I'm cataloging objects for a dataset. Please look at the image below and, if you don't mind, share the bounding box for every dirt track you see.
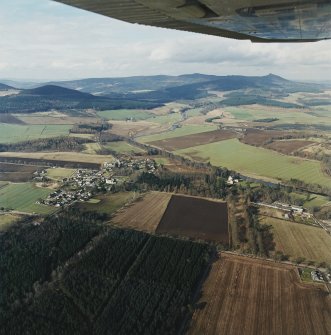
[189,254,331,335]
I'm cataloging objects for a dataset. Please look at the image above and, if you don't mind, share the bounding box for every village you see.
[37,157,157,208]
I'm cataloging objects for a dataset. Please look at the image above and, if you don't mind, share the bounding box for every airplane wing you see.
[53,0,331,42]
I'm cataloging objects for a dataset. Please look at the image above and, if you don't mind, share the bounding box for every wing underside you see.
[53,0,331,42]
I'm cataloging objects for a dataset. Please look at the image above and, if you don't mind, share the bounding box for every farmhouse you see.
[227,176,239,185]
[273,202,305,213]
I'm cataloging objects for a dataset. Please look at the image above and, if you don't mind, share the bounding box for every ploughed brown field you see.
[189,254,331,335]
[0,162,39,182]
[156,194,229,244]
[242,128,292,146]
[266,140,315,154]
[149,130,237,151]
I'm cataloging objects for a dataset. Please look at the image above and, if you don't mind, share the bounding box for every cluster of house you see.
[33,169,48,181]
[253,201,311,221]
[103,158,156,173]
[38,158,157,208]
[272,202,313,220]
[66,169,117,188]
[39,189,93,207]
[39,169,106,207]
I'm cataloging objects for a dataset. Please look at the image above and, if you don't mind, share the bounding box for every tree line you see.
[0,136,93,153]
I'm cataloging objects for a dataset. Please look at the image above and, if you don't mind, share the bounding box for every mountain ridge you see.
[43,73,321,96]
[0,83,15,90]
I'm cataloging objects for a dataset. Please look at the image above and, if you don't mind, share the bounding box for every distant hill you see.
[0,74,324,113]
[25,85,94,99]
[0,80,37,89]
[0,84,162,114]
[43,74,322,103]
[0,83,15,90]
[46,73,217,95]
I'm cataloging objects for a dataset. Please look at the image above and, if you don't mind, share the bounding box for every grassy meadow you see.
[261,217,331,264]
[137,124,218,143]
[75,192,136,214]
[46,168,76,181]
[0,124,71,143]
[0,183,54,214]
[176,138,331,187]
[148,113,182,125]
[225,106,331,125]
[97,109,153,121]
[104,141,146,154]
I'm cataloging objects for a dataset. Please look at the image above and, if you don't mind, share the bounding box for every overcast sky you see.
[0,0,330,82]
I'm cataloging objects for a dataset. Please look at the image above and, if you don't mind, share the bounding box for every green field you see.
[176,138,331,187]
[304,195,330,209]
[261,216,331,264]
[97,109,153,121]
[148,113,182,125]
[138,124,218,143]
[186,107,205,117]
[46,168,76,180]
[289,192,330,209]
[0,183,54,214]
[75,192,136,214]
[83,143,102,154]
[0,124,71,143]
[154,157,171,165]
[104,141,145,154]
[225,106,331,125]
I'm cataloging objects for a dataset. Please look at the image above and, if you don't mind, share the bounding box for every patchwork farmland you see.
[189,254,331,335]
[111,192,229,243]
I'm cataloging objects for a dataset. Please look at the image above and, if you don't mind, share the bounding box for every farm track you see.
[189,254,330,335]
